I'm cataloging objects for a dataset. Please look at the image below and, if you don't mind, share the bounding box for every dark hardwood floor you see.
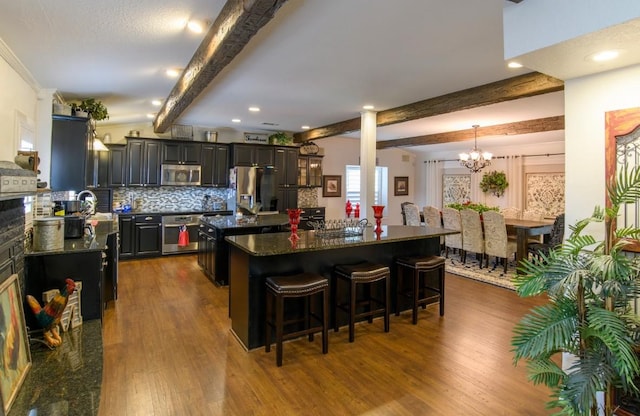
[99,255,553,415]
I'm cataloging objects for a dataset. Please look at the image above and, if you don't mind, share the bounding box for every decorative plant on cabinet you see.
[512,166,640,416]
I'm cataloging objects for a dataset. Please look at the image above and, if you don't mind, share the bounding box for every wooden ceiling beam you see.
[375,116,565,150]
[153,0,288,133]
[293,72,563,143]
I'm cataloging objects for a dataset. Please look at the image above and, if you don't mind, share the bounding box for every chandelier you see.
[459,125,492,173]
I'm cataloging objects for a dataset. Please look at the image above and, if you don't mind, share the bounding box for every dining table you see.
[504,218,554,273]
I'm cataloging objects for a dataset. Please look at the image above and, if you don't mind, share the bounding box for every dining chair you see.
[522,209,544,220]
[460,209,485,268]
[528,213,565,261]
[483,210,517,273]
[401,202,421,226]
[423,205,444,252]
[441,207,462,258]
[500,206,521,219]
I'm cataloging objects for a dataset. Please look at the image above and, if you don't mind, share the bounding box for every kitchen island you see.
[198,213,289,285]
[226,225,457,350]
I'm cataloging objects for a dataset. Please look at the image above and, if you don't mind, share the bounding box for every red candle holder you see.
[372,205,385,233]
[345,200,353,218]
[287,208,301,236]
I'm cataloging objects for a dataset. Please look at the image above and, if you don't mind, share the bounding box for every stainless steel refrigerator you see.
[228,166,278,214]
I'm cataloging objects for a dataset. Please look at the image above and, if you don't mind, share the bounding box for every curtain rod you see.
[423,152,565,163]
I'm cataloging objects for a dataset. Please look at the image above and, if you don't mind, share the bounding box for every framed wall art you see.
[322,175,341,197]
[0,274,31,414]
[394,176,409,196]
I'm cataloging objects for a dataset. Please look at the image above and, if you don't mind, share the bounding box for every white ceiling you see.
[0,1,637,155]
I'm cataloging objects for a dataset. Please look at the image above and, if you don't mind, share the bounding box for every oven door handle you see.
[163,223,199,228]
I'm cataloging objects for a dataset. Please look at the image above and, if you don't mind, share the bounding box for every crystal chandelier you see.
[459,125,492,173]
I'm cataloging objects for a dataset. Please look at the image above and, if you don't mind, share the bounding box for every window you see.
[345,165,388,206]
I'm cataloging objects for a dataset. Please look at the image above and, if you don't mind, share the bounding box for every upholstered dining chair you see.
[528,213,565,261]
[423,205,443,252]
[401,202,421,226]
[460,209,485,268]
[522,209,544,220]
[482,210,517,273]
[500,206,521,219]
[441,207,462,258]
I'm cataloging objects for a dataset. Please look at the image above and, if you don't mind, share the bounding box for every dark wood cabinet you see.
[277,187,298,212]
[201,144,229,187]
[134,214,162,257]
[162,141,201,165]
[127,138,161,186]
[230,144,275,167]
[50,115,93,191]
[98,144,127,187]
[118,215,134,259]
[275,147,299,187]
[298,155,323,187]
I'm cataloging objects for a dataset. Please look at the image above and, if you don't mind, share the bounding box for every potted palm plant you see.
[71,98,109,120]
[512,166,640,415]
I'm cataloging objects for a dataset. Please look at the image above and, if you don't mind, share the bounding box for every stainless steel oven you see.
[162,214,199,254]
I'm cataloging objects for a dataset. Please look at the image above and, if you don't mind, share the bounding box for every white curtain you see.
[505,155,524,209]
[424,160,443,209]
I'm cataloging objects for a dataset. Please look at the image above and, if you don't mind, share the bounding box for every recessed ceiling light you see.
[187,20,204,34]
[362,104,375,110]
[166,68,182,78]
[248,107,260,112]
[589,50,620,62]
[301,125,310,130]
[232,118,241,123]
[151,100,162,106]
[507,61,523,69]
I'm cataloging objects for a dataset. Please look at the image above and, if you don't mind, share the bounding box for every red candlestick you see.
[345,200,352,218]
[354,203,360,219]
[372,205,385,233]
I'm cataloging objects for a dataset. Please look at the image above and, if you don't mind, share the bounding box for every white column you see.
[360,110,377,220]
[36,88,56,186]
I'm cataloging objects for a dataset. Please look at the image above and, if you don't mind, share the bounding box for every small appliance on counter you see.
[64,215,85,239]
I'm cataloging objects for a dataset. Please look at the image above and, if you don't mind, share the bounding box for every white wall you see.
[316,136,416,225]
[0,54,39,165]
[565,64,640,241]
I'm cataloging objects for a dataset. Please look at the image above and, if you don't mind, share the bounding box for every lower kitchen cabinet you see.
[118,214,162,258]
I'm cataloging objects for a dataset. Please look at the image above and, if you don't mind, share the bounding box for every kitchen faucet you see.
[77,189,98,215]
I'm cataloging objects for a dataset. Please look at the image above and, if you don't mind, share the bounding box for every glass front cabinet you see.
[298,155,323,187]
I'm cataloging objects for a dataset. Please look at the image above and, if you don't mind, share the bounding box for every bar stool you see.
[333,262,390,342]
[265,272,329,367]
[395,255,445,324]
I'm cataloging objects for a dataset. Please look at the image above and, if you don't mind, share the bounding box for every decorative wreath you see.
[479,170,509,197]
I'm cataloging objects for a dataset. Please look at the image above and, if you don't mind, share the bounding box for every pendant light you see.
[459,125,492,173]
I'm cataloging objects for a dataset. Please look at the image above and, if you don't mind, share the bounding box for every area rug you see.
[444,251,517,291]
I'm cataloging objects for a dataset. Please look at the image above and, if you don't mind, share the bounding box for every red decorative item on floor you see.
[345,200,352,218]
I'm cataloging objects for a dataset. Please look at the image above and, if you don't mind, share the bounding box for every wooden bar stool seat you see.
[395,255,445,324]
[265,272,329,367]
[333,262,390,342]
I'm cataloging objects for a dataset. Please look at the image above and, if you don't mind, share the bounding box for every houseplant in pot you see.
[479,170,508,197]
[71,98,109,120]
[512,166,640,415]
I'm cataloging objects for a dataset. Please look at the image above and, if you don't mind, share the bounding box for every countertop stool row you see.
[264,255,446,366]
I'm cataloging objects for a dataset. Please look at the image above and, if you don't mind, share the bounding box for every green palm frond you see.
[526,357,566,387]
[562,347,613,415]
[512,298,579,362]
[608,165,640,206]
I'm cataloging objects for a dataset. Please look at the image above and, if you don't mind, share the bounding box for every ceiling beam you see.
[293,72,563,143]
[153,0,289,133]
[375,116,565,150]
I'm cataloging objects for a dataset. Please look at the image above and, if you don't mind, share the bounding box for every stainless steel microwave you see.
[161,164,201,186]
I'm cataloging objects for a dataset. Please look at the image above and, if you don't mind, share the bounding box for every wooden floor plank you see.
[99,255,553,415]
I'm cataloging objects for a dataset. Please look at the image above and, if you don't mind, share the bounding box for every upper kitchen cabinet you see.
[50,115,93,191]
[162,141,201,165]
[298,155,323,187]
[275,147,299,187]
[98,144,127,187]
[230,144,274,167]
[201,144,229,187]
[127,138,161,186]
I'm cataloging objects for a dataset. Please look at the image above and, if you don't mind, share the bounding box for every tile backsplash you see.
[113,187,232,212]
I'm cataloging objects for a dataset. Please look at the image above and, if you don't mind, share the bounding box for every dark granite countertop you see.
[201,213,289,230]
[117,209,232,217]
[26,218,118,256]
[8,320,102,416]
[226,225,458,256]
